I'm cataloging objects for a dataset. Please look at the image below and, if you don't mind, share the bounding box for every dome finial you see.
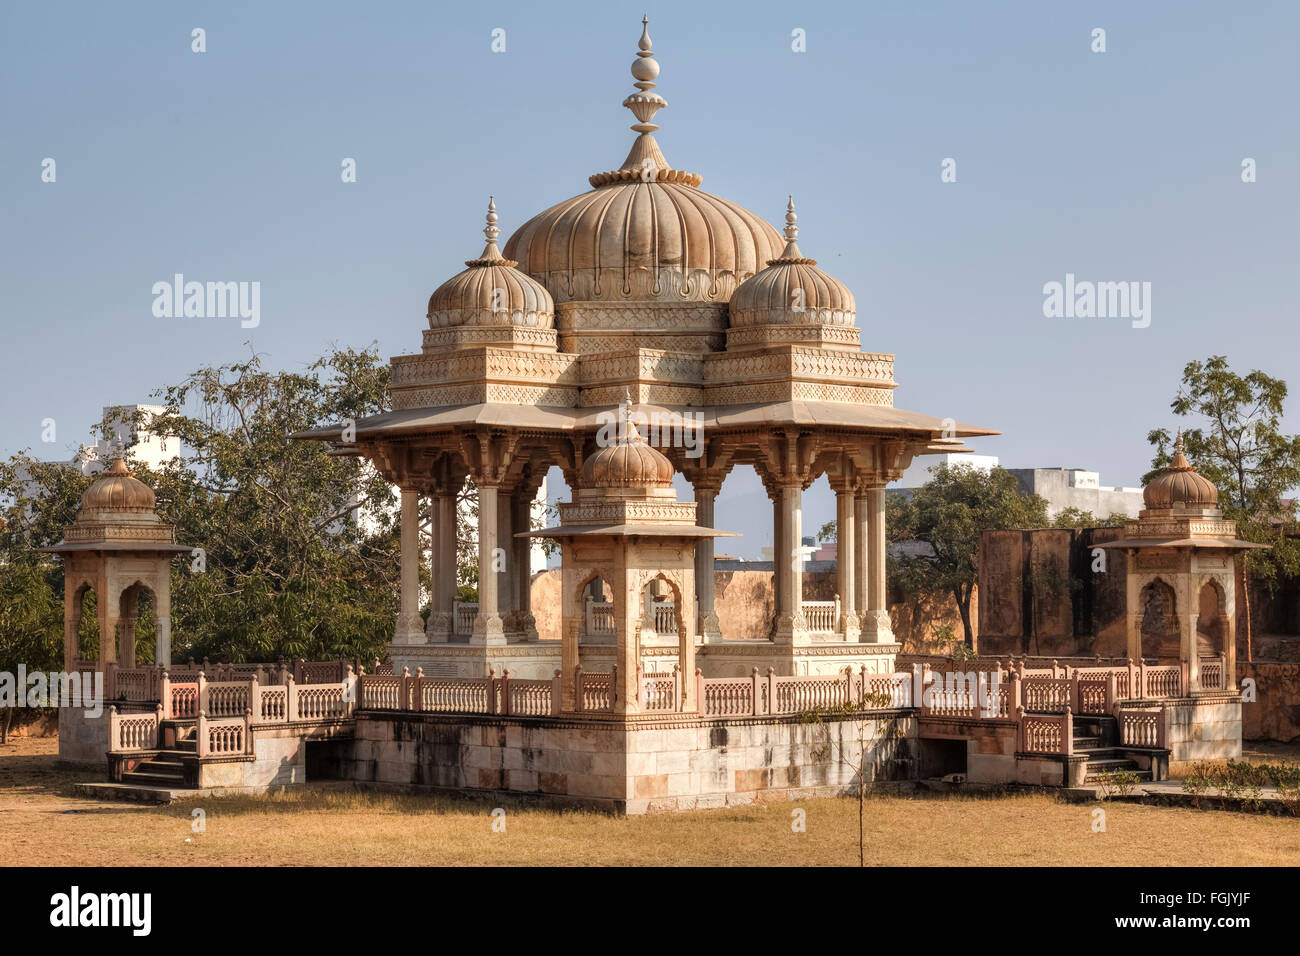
[1174,428,1185,456]
[777,195,805,260]
[618,16,669,175]
[472,195,507,264]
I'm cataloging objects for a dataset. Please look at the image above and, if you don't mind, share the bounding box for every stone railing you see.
[357,668,562,717]
[576,667,614,713]
[1019,709,1073,755]
[453,601,478,637]
[645,600,676,636]
[1117,706,1166,748]
[585,597,615,638]
[697,667,906,718]
[109,672,357,756]
[637,666,679,712]
[90,658,361,702]
[198,713,249,757]
[802,598,840,635]
[1022,677,1071,714]
[1199,655,1225,691]
[107,705,162,752]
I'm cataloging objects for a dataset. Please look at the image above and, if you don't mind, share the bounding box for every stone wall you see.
[530,568,971,649]
[317,710,918,815]
[1163,695,1243,761]
[1239,662,1300,743]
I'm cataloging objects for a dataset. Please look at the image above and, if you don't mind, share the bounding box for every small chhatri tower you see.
[531,400,734,716]
[45,459,190,670]
[1098,433,1266,692]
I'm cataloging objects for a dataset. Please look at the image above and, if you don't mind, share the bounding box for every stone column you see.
[428,494,454,642]
[694,485,721,641]
[63,583,80,672]
[155,583,172,667]
[513,491,538,641]
[835,484,859,640]
[775,484,808,644]
[1223,569,1238,692]
[854,493,869,631]
[678,564,698,712]
[614,551,637,716]
[1126,557,1142,661]
[772,495,785,617]
[472,484,505,644]
[497,490,515,640]
[860,486,894,643]
[425,493,446,642]
[394,487,424,644]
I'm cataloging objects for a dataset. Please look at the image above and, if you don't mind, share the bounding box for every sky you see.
[2,0,1297,558]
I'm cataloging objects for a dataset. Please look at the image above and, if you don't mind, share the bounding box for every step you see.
[1072,736,1102,749]
[122,771,188,786]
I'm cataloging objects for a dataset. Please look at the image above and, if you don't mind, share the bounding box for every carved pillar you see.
[614,549,637,716]
[64,583,81,672]
[1223,568,1238,692]
[774,484,808,644]
[834,482,859,640]
[1184,575,1199,693]
[854,492,869,631]
[394,486,424,644]
[693,485,721,641]
[497,488,516,640]
[860,486,894,643]
[512,489,538,641]
[98,567,117,666]
[772,494,784,618]
[471,483,505,645]
[428,492,457,641]
[426,492,447,642]
[1126,556,1142,661]
[156,582,172,667]
[678,564,698,713]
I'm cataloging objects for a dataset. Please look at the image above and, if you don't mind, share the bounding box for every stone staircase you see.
[119,719,198,790]
[1072,715,1153,784]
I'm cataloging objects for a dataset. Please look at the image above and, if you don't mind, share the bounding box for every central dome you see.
[502,19,782,304]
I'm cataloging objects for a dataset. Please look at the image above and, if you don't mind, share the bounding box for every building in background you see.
[1005,468,1143,519]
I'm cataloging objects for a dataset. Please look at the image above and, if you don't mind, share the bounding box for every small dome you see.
[1144,435,1219,509]
[81,458,157,512]
[729,197,856,328]
[581,412,674,490]
[427,198,555,329]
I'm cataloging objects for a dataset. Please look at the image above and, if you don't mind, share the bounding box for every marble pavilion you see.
[298,17,997,689]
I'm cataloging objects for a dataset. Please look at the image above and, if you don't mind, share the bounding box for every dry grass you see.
[3,737,1299,866]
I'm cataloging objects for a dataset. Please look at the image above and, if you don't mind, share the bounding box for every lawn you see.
[3,737,1298,866]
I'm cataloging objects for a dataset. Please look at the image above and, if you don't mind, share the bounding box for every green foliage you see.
[889,465,1050,647]
[1050,507,1128,529]
[0,345,414,676]
[1146,355,1300,596]
[1094,768,1140,799]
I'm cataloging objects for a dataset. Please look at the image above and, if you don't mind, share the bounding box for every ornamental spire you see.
[768,195,816,266]
[618,16,670,175]
[466,196,514,267]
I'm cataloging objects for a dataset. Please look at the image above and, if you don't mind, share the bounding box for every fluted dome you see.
[80,458,157,512]
[502,19,782,304]
[1144,436,1219,509]
[504,182,783,304]
[581,418,674,490]
[729,197,856,328]
[428,198,555,329]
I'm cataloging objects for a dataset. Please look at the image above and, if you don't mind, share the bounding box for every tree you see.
[1050,507,1129,529]
[889,465,1049,647]
[1146,355,1300,660]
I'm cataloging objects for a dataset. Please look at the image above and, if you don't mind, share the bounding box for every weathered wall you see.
[531,568,973,649]
[319,711,918,815]
[1239,662,1300,743]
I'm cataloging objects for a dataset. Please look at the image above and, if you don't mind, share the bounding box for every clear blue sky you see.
[3,1,1296,558]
